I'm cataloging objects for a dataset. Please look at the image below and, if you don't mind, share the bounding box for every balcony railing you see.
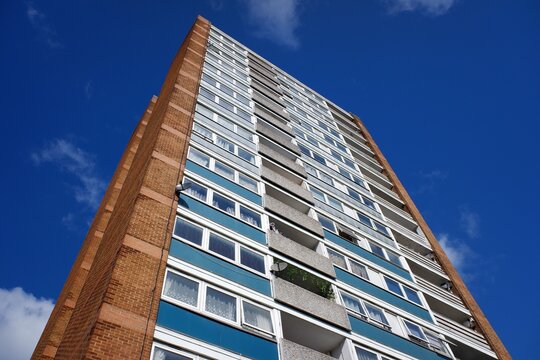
[416,277,466,309]
[386,218,431,248]
[433,312,492,353]
[400,246,445,276]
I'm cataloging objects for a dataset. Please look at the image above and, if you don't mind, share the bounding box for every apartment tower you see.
[32,16,510,360]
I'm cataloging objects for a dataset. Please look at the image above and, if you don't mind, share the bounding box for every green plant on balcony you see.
[275,260,335,300]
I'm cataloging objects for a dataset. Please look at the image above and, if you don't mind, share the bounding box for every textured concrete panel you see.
[257,122,300,155]
[251,81,284,106]
[258,144,306,178]
[261,167,312,203]
[264,196,323,236]
[268,231,335,278]
[253,91,287,117]
[255,106,293,135]
[274,278,351,330]
[279,339,335,360]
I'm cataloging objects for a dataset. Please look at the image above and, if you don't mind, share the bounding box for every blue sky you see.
[0,0,538,359]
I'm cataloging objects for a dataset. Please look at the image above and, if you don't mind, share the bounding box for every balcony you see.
[268,230,335,278]
[264,195,323,237]
[416,277,467,311]
[273,277,351,330]
[259,143,306,177]
[279,339,335,360]
[400,246,446,277]
[262,167,313,204]
[387,218,431,252]
[253,90,286,117]
[433,313,496,360]
[375,194,413,221]
[257,121,300,156]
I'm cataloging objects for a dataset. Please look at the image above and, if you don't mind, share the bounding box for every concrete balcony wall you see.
[253,91,287,117]
[265,196,323,236]
[279,339,335,360]
[255,106,293,135]
[258,143,306,177]
[273,278,351,330]
[257,122,300,155]
[252,76,283,95]
[252,81,284,105]
[262,167,313,203]
[248,53,274,72]
[249,61,278,81]
[250,71,282,91]
[268,231,335,278]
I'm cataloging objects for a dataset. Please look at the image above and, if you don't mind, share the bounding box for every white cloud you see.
[0,287,54,360]
[460,207,480,238]
[25,2,63,48]
[31,139,106,210]
[438,233,474,274]
[415,169,448,194]
[242,0,301,48]
[382,0,457,16]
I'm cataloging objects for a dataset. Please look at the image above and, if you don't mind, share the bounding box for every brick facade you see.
[32,16,210,360]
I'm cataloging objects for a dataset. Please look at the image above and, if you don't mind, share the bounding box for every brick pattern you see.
[32,16,210,359]
[351,114,511,360]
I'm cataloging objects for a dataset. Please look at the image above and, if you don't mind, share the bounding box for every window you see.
[195,103,254,141]
[370,242,386,258]
[240,247,265,273]
[349,260,369,280]
[198,87,252,123]
[311,187,326,202]
[403,286,422,305]
[242,301,273,333]
[216,136,234,152]
[357,212,372,227]
[318,214,336,232]
[239,206,261,227]
[209,233,235,260]
[369,241,403,268]
[174,218,203,246]
[386,250,402,267]
[163,272,199,307]
[327,248,347,268]
[403,320,449,354]
[213,193,236,215]
[341,292,366,317]
[404,320,427,341]
[182,179,263,229]
[384,277,404,296]
[152,347,193,360]
[205,287,237,321]
[364,302,390,328]
[187,147,259,193]
[238,147,255,164]
[355,348,378,360]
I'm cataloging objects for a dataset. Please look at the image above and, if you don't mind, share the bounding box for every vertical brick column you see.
[32,98,155,359]
[32,16,210,359]
[351,114,511,360]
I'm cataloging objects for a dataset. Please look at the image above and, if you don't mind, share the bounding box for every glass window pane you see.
[298,144,311,156]
[212,193,236,215]
[341,292,365,316]
[205,287,237,321]
[236,108,251,121]
[425,331,446,353]
[238,147,255,164]
[152,347,192,360]
[319,171,333,185]
[385,277,404,296]
[404,321,427,340]
[353,175,366,188]
[240,247,265,273]
[243,302,273,333]
[215,161,235,180]
[188,148,210,168]
[365,303,389,326]
[219,98,234,111]
[163,272,199,307]
[239,206,261,227]
[219,84,234,97]
[355,348,378,360]
[348,188,361,201]
[199,87,215,101]
[386,250,402,267]
[216,136,234,152]
[185,181,207,202]
[404,287,422,305]
[236,126,252,140]
[350,260,369,280]
[173,218,203,246]
[363,197,377,210]
[313,153,326,164]
[328,196,343,211]
[374,222,390,236]
[370,242,386,258]
[327,248,347,268]
[357,212,372,227]
[193,123,213,139]
[239,174,258,192]
[208,233,235,260]
[318,214,335,232]
[216,116,235,131]
[311,188,326,202]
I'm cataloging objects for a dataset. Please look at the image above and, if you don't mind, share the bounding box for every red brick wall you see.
[351,114,511,360]
[32,16,210,359]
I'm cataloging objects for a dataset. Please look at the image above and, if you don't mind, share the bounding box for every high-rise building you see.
[33,16,510,360]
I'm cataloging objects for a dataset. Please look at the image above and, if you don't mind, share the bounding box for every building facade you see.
[33,16,510,360]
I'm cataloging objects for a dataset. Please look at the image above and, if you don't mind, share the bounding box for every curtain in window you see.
[243,302,273,333]
[405,321,425,340]
[209,234,235,260]
[216,137,234,152]
[240,207,260,227]
[186,183,207,201]
[328,249,347,268]
[164,273,198,307]
[213,194,235,215]
[174,218,203,246]
[188,148,210,167]
[341,293,364,315]
[350,261,369,280]
[205,288,236,321]
[365,303,388,325]
[355,348,378,360]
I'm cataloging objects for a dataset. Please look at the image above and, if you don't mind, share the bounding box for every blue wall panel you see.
[158,301,279,360]
[186,160,262,205]
[349,315,449,360]
[179,196,266,244]
[324,230,412,281]
[335,268,433,322]
[170,239,271,296]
